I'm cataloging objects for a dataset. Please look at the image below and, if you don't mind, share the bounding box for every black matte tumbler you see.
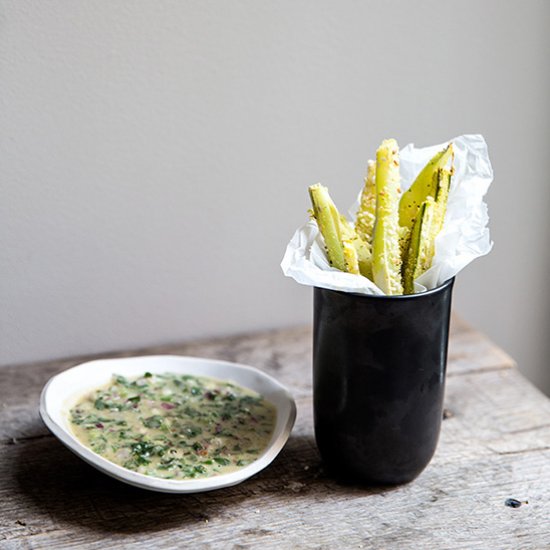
[313,278,454,485]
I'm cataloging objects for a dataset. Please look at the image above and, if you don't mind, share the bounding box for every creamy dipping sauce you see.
[69,373,277,480]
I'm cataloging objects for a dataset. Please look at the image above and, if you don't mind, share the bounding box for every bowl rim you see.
[39,354,297,493]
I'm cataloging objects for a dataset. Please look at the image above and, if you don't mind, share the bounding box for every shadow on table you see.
[13,431,396,536]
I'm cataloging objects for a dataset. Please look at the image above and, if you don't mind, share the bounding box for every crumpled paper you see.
[281,134,493,295]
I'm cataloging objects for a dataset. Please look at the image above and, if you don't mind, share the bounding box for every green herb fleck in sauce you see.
[69,373,277,480]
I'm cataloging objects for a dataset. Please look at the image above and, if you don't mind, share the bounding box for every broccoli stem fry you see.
[399,143,454,232]
[372,139,404,295]
[355,160,377,245]
[308,184,347,271]
[340,215,373,280]
[403,197,436,294]
[308,184,373,278]
[402,169,452,294]
[342,240,360,274]
[353,237,373,280]
[432,168,452,238]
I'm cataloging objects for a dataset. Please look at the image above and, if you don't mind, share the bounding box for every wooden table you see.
[1,318,549,549]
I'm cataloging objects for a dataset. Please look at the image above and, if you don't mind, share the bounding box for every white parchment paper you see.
[281,134,493,295]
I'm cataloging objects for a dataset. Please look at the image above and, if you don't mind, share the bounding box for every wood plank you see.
[1,372,549,549]
[0,321,548,549]
[0,318,513,441]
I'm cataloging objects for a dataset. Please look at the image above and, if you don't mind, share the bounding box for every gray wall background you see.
[2,1,549,393]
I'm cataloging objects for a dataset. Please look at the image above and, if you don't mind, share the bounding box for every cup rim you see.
[314,276,455,300]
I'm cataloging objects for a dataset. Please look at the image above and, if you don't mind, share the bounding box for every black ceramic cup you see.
[313,278,454,485]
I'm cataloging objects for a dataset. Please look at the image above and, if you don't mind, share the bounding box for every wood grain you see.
[0,318,548,549]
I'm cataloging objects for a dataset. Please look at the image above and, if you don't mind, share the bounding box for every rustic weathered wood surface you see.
[1,317,549,549]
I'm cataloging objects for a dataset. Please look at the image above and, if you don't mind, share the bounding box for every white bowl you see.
[40,355,296,493]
